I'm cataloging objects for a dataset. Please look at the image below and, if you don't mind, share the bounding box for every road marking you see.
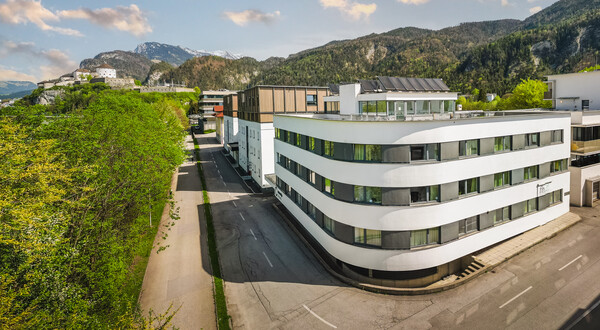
[563,298,600,330]
[232,201,237,207]
[250,229,257,240]
[239,212,245,221]
[499,286,533,309]
[559,255,583,271]
[262,251,273,268]
[302,304,337,328]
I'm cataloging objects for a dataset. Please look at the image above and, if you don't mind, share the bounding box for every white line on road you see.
[559,255,583,271]
[239,212,245,221]
[250,229,257,240]
[499,286,533,309]
[262,251,273,268]
[232,200,237,207]
[302,304,337,328]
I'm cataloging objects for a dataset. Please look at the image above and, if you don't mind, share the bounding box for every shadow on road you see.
[560,293,600,330]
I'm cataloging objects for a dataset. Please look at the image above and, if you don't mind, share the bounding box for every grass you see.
[202,129,216,134]
[193,134,231,330]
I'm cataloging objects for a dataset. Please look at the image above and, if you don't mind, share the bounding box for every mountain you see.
[0,81,36,95]
[79,50,153,81]
[0,89,36,99]
[134,42,241,66]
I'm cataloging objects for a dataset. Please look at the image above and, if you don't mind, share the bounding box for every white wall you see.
[238,119,274,188]
[96,68,116,78]
[548,71,600,110]
[223,116,239,151]
[339,84,361,115]
[570,164,600,206]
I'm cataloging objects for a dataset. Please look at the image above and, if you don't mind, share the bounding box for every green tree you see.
[507,78,552,109]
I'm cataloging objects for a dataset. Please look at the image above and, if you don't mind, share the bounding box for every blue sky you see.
[0,0,558,82]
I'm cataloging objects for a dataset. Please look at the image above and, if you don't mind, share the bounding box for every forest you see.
[0,83,188,328]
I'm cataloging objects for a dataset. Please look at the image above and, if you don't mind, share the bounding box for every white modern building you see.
[223,93,240,161]
[236,85,330,190]
[270,77,571,287]
[546,71,600,206]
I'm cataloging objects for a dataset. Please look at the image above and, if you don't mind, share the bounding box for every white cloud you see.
[222,9,281,26]
[529,6,542,14]
[0,41,77,81]
[0,66,36,81]
[397,0,430,5]
[319,0,377,20]
[501,0,511,7]
[58,4,152,37]
[0,0,82,36]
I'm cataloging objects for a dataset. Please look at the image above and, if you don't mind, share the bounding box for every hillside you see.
[0,81,36,95]
[80,50,153,81]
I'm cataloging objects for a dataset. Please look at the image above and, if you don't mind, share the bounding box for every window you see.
[353,144,382,162]
[324,140,334,157]
[459,139,479,157]
[459,177,479,195]
[410,144,439,161]
[307,169,316,185]
[525,133,540,147]
[354,228,382,247]
[286,131,292,143]
[295,191,303,207]
[459,216,479,236]
[551,130,563,143]
[307,203,316,219]
[410,228,439,247]
[494,171,511,188]
[354,186,382,204]
[493,206,511,225]
[550,190,562,205]
[524,165,538,181]
[525,198,537,214]
[551,159,568,173]
[296,133,302,147]
[324,215,335,235]
[324,178,334,195]
[306,94,317,106]
[494,136,512,152]
[309,137,316,152]
[275,128,281,140]
[410,186,440,203]
[295,162,302,176]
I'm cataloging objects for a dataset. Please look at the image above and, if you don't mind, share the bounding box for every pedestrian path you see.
[139,134,216,329]
[476,212,581,266]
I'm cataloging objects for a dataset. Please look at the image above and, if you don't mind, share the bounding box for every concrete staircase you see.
[457,259,487,280]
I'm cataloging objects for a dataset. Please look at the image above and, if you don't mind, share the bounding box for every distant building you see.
[545,71,600,206]
[214,105,224,145]
[95,64,117,78]
[140,86,195,93]
[74,68,91,81]
[268,76,570,288]
[223,94,240,162]
[90,77,135,89]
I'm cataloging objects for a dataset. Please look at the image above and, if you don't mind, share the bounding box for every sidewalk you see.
[139,134,216,329]
[475,211,582,266]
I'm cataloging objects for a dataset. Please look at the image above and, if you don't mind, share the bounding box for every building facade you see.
[546,72,600,206]
[237,85,330,189]
[95,64,117,78]
[271,77,571,287]
[223,94,240,161]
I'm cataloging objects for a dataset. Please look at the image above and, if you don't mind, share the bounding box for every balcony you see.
[571,139,600,155]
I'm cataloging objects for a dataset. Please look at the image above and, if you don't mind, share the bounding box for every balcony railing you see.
[572,139,600,155]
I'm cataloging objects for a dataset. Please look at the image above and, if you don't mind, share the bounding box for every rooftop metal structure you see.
[359,76,450,93]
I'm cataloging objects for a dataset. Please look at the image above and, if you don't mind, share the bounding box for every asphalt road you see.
[196,133,600,330]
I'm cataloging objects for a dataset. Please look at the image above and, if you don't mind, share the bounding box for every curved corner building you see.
[270,77,571,287]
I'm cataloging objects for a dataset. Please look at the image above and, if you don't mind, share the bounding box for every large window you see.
[494,136,512,152]
[410,144,439,161]
[295,133,302,147]
[324,140,334,157]
[459,177,479,195]
[551,159,568,173]
[354,186,382,204]
[551,130,563,143]
[286,131,292,143]
[525,198,537,215]
[306,94,317,106]
[275,128,282,140]
[459,139,479,157]
[550,189,562,205]
[324,178,334,195]
[309,137,316,152]
[525,133,540,147]
[307,169,316,186]
[353,144,382,162]
[324,215,335,235]
[458,216,479,236]
[307,202,316,219]
[410,186,440,203]
[493,206,511,225]
[494,171,511,188]
[354,228,382,247]
[410,228,439,247]
[524,165,538,181]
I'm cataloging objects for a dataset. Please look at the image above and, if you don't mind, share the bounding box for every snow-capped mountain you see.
[134,42,242,66]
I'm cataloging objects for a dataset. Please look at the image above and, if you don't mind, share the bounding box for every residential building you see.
[214,105,224,145]
[199,90,237,136]
[270,76,571,287]
[223,94,240,162]
[546,71,600,206]
[237,85,330,190]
